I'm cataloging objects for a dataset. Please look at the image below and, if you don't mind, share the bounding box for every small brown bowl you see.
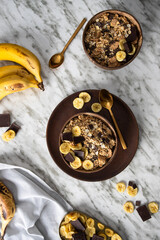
[59,112,118,173]
[82,9,143,70]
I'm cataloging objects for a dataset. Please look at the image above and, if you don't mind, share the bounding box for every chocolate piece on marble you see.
[136,201,141,206]
[0,114,10,127]
[61,132,73,142]
[70,219,85,231]
[73,136,85,144]
[8,122,20,134]
[65,153,75,163]
[72,231,86,240]
[136,205,151,222]
[92,235,104,240]
[73,150,84,160]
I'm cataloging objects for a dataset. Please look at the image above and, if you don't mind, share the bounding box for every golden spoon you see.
[49,18,86,69]
[99,89,127,150]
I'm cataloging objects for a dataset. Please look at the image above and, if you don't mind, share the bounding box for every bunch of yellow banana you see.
[0,43,44,101]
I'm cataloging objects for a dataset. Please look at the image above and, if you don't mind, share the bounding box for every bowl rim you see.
[82,9,143,70]
[59,112,118,173]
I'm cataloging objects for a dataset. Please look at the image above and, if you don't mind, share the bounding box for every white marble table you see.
[0,0,160,239]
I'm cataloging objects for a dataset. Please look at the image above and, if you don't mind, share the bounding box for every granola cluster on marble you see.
[59,114,116,171]
[84,12,139,67]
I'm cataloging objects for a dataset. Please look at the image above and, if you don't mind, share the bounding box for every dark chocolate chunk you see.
[0,114,10,127]
[137,205,151,222]
[136,201,141,206]
[7,122,20,134]
[70,219,85,231]
[73,136,85,144]
[133,183,137,189]
[88,124,94,130]
[73,150,85,160]
[124,42,132,53]
[92,235,104,240]
[126,26,138,42]
[97,132,102,138]
[72,231,86,240]
[108,13,114,20]
[64,153,75,163]
[62,132,73,142]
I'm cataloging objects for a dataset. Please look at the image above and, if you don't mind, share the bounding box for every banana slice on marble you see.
[105,228,114,237]
[2,130,16,142]
[91,103,102,113]
[111,233,122,240]
[59,142,70,154]
[70,143,82,150]
[72,126,81,136]
[73,97,84,109]
[79,92,91,103]
[97,222,104,230]
[116,182,126,193]
[127,186,138,197]
[70,157,82,169]
[83,160,94,170]
[116,51,126,62]
[86,218,95,227]
[119,39,126,51]
[148,202,159,214]
[128,44,136,55]
[123,201,134,213]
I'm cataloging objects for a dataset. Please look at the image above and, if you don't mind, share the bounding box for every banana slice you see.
[60,225,66,237]
[91,103,102,113]
[85,227,96,237]
[128,44,136,55]
[70,143,82,150]
[66,231,75,239]
[116,51,126,62]
[79,92,91,103]
[86,218,95,227]
[70,157,82,169]
[111,233,122,240]
[97,222,104,230]
[119,39,126,50]
[127,186,138,197]
[59,142,70,154]
[81,147,88,158]
[116,182,126,193]
[73,97,84,109]
[2,130,16,142]
[83,160,94,170]
[123,201,134,213]
[66,211,79,221]
[105,228,114,237]
[98,233,107,240]
[79,215,87,225]
[148,202,159,214]
[72,126,81,136]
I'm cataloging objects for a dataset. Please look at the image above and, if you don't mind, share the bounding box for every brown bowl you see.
[82,9,143,70]
[59,112,118,173]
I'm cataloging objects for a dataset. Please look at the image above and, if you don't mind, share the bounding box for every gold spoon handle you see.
[62,18,86,54]
[109,108,127,150]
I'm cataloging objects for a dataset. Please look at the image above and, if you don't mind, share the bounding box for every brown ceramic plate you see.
[82,10,143,70]
[59,112,118,173]
[46,90,139,181]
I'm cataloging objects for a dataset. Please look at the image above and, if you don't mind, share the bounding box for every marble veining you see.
[0,0,160,239]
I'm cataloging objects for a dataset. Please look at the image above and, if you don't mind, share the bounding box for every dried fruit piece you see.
[116,51,126,62]
[148,202,159,214]
[73,97,84,109]
[105,228,114,237]
[91,103,102,113]
[70,157,82,169]
[83,160,94,170]
[2,130,16,142]
[127,186,138,197]
[72,126,81,136]
[111,233,122,240]
[116,182,126,193]
[59,142,70,154]
[123,201,134,213]
[79,92,91,103]
[97,222,104,230]
[119,39,126,51]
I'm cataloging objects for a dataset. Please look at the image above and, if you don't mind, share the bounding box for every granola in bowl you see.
[83,10,142,69]
[59,113,117,172]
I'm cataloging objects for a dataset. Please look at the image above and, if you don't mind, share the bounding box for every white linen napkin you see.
[0,163,72,240]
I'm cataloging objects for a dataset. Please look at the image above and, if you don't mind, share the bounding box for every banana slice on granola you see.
[83,160,94,170]
[116,182,126,193]
[105,228,114,237]
[59,142,70,154]
[73,97,84,109]
[128,44,136,55]
[2,130,16,142]
[70,143,82,150]
[72,126,81,136]
[97,222,104,230]
[91,103,102,113]
[86,218,95,227]
[148,202,159,214]
[123,201,134,213]
[70,157,82,169]
[79,92,91,103]
[111,233,122,240]
[119,39,126,51]
[127,186,138,197]
[116,51,126,62]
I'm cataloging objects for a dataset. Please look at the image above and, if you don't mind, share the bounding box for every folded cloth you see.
[0,163,72,240]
